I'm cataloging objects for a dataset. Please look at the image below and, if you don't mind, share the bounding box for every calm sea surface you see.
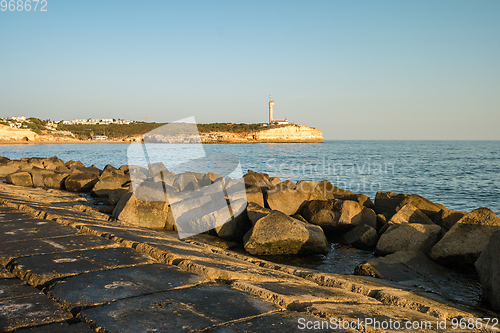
[1,140,498,214]
[1,140,497,305]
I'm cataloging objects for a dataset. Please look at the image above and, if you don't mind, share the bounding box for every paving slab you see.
[206,311,354,332]
[80,284,277,333]
[0,280,72,332]
[12,247,156,288]
[14,322,94,333]
[0,234,117,266]
[0,219,77,243]
[46,263,204,309]
[231,280,381,310]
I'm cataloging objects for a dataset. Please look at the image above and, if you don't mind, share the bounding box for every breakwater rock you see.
[1,154,500,317]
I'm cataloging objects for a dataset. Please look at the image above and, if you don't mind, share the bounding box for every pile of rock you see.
[2,155,500,312]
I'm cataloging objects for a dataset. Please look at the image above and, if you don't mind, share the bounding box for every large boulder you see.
[6,171,33,187]
[395,195,446,220]
[173,172,200,192]
[214,199,251,241]
[91,172,130,198]
[302,200,336,230]
[29,168,68,189]
[475,230,500,312]
[333,200,377,231]
[433,209,466,231]
[343,224,379,250]
[243,211,328,255]
[245,186,264,207]
[112,184,175,230]
[388,203,434,225]
[376,223,442,255]
[429,208,500,268]
[354,251,476,304]
[42,156,65,170]
[0,160,27,177]
[243,170,272,189]
[64,173,99,192]
[265,184,308,215]
[246,202,271,225]
[373,191,408,217]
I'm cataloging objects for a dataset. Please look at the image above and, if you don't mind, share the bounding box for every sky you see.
[1,1,499,140]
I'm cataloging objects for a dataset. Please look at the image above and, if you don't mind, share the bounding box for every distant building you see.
[11,116,26,121]
[273,117,289,125]
[91,135,108,140]
[268,93,288,125]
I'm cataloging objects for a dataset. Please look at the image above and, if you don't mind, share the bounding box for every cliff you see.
[0,125,78,143]
[200,124,324,143]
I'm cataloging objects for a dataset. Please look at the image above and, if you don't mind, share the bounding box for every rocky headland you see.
[0,123,324,144]
[200,124,324,143]
[1,155,499,331]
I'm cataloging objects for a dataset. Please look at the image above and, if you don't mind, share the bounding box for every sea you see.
[1,140,498,306]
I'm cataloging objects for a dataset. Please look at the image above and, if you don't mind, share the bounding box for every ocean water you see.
[1,140,498,214]
[1,140,496,306]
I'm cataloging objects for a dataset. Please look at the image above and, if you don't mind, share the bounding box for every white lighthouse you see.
[269,92,274,124]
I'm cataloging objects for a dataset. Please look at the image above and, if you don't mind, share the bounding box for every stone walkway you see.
[0,184,497,332]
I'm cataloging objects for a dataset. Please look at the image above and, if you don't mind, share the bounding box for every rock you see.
[214,199,251,240]
[246,202,271,225]
[103,164,119,173]
[388,203,434,225]
[395,195,447,220]
[200,172,222,187]
[26,157,44,168]
[373,191,408,217]
[0,156,10,164]
[66,160,85,169]
[148,162,170,178]
[107,188,129,206]
[268,177,280,186]
[6,171,33,187]
[292,214,308,223]
[92,172,130,198]
[475,230,500,312]
[376,213,388,232]
[433,209,466,231]
[64,173,99,192]
[243,170,272,189]
[280,180,296,190]
[0,160,26,177]
[302,200,336,230]
[376,223,442,255]
[42,157,65,170]
[265,184,308,215]
[245,186,264,207]
[173,172,200,192]
[112,188,175,230]
[72,164,102,176]
[354,250,476,304]
[55,165,71,173]
[29,168,68,189]
[333,200,377,231]
[429,208,500,268]
[119,165,130,173]
[314,180,352,200]
[243,211,328,255]
[343,225,379,250]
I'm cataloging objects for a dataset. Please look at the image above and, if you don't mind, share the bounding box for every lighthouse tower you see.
[269,92,274,124]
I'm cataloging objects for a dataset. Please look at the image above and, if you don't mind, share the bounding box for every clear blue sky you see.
[1,1,499,139]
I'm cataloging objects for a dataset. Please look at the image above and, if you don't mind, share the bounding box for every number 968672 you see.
[1,0,48,12]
